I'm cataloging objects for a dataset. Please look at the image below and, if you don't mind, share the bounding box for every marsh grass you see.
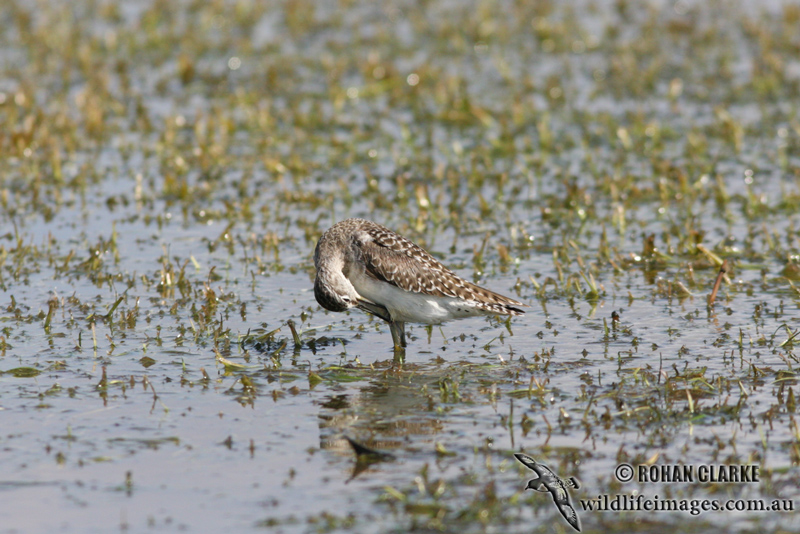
[1,0,800,533]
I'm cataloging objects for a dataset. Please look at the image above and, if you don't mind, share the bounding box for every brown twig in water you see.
[287,319,301,347]
[708,260,729,306]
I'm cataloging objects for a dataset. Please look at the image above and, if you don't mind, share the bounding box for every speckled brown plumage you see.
[313,218,526,351]
[352,220,525,315]
[314,218,525,316]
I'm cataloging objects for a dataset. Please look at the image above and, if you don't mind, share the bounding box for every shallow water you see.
[2,0,800,533]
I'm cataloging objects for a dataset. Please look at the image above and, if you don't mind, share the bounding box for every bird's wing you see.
[557,500,581,532]
[552,484,569,502]
[356,299,391,323]
[551,482,581,531]
[355,224,462,297]
[355,223,525,310]
[514,453,540,471]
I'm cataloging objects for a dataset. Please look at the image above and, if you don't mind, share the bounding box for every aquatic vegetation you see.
[0,0,799,532]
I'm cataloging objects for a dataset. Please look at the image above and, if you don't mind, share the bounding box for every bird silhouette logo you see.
[514,453,581,532]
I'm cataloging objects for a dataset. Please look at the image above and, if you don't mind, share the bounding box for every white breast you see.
[349,270,487,324]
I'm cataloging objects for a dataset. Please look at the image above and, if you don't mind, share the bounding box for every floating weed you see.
[1,1,800,532]
[308,370,323,388]
[2,366,41,378]
[779,328,800,349]
[215,352,257,374]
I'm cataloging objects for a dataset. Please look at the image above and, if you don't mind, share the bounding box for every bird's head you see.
[314,270,358,312]
[313,224,360,313]
[524,478,542,491]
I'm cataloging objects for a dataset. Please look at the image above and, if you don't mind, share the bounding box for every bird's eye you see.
[342,296,352,304]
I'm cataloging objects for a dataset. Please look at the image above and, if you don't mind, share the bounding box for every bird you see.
[313,218,525,354]
[514,453,581,532]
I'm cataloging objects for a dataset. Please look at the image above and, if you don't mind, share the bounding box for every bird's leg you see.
[389,321,406,364]
[392,345,405,365]
[389,321,406,348]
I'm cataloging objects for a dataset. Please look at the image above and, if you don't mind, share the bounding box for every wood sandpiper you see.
[313,218,525,355]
